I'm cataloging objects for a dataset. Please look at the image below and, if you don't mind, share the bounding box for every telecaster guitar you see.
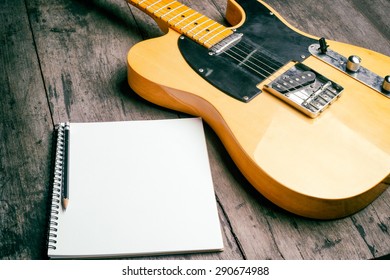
[126,0,390,219]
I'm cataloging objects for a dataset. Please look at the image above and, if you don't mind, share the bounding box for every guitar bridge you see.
[265,63,343,118]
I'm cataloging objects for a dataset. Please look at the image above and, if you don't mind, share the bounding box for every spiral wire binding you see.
[47,123,66,250]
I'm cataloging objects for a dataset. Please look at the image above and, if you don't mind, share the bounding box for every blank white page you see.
[48,118,223,258]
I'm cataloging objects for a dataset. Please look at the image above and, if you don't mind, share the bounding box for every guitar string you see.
[132,0,276,68]
[226,47,280,77]
[233,41,284,70]
[225,41,327,99]
[223,50,271,78]
[223,46,312,96]
[128,0,317,100]
[226,42,303,90]
[132,0,287,74]
[221,49,300,93]
[129,0,301,92]
[133,0,235,46]
[219,48,321,104]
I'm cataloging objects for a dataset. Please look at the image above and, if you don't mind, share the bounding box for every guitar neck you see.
[127,0,233,48]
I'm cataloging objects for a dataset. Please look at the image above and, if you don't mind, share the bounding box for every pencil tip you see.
[63,198,69,209]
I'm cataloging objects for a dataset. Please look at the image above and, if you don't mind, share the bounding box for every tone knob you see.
[383,75,390,92]
[346,55,361,72]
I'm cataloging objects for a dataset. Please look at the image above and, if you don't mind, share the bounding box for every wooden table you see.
[1,0,389,260]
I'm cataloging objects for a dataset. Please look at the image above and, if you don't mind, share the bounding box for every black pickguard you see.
[178,0,317,102]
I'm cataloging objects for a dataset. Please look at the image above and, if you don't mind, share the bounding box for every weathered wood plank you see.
[27,0,173,123]
[1,0,389,260]
[264,0,390,56]
[0,0,53,259]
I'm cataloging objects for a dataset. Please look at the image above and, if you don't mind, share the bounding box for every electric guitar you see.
[126,0,390,219]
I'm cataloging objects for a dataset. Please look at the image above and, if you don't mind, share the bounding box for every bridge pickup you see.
[265,63,343,118]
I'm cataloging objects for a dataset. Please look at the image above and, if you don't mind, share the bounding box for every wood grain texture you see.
[1,0,389,260]
[0,0,53,259]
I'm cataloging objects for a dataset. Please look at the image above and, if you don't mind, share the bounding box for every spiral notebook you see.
[47,118,223,258]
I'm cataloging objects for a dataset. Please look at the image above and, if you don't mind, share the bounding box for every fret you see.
[187,21,214,44]
[195,23,226,47]
[127,0,233,48]
[158,4,186,21]
[146,0,162,9]
[136,0,149,7]
[186,18,212,37]
[203,28,234,47]
[154,1,181,17]
[198,23,221,41]
[185,16,208,34]
[176,14,206,34]
[167,8,194,24]
[193,21,216,39]
[179,14,204,31]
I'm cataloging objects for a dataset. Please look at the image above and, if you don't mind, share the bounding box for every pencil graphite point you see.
[62,198,69,210]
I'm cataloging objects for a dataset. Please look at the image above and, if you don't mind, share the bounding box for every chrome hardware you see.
[346,55,361,72]
[309,44,390,98]
[209,32,243,54]
[265,63,343,118]
[383,75,390,92]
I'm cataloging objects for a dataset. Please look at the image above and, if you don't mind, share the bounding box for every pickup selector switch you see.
[346,55,362,72]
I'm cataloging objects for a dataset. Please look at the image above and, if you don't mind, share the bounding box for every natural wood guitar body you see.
[127,0,390,219]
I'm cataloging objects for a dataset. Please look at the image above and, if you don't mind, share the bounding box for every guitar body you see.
[127,0,390,219]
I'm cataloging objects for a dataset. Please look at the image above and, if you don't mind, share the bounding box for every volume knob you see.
[346,55,361,72]
[383,75,390,92]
